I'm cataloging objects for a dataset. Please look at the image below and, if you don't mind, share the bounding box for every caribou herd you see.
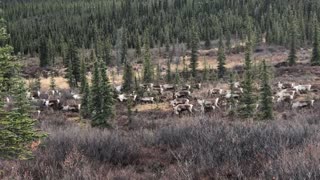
[115,80,316,116]
[4,79,315,118]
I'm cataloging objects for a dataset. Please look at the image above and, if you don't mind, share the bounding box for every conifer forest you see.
[2,0,320,179]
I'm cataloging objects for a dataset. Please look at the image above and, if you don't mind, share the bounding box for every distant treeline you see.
[2,0,320,55]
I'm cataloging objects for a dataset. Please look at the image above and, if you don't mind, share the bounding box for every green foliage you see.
[90,60,103,127]
[239,41,256,119]
[259,60,273,120]
[122,63,134,93]
[120,28,128,64]
[202,56,208,82]
[66,40,81,85]
[217,35,226,79]
[79,57,87,94]
[80,81,91,119]
[49,73,55,91]
[288,19,297,66]
[3,0,320,55]
[142,37,154,83]
[39,36,49,68]
[311,22,320,66]
[166,60,172,83]
[0,23,44,160]
[100,62,114,125]
[228,73,236,117]
[189,23,199,78]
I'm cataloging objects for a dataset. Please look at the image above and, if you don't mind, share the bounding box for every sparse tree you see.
[288,19,297,66]
[100,61,114,127]
[189,24,199,78]
[311,21,320,66]
[239,41,255,118]
[49,73,55,91]
[122,63,134,93]
[143,36,154,83]
[166,59,172,83]
[217,35,226,79]
[90,60,103,127]
[79,58,87,94]
[80,81,91,118]
[259,60,273,120]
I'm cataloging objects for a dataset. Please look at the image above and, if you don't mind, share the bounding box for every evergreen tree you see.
[259,60,273,120]
[239,41,255,118]
[100,61,114,127]
[135,35,142,57]
[39,36,49,68]
[0,24,44,159]
[122,63,134,93]
[203,56,209,82]
[226,30,232,54]
[182,56,189,80]
[174,65,180,87]
[311,22,320,66]
[228,73,236,117]
[120,27,128,64]
[217,35,226,79]
[66,59,76,88]
[90,60,103,127]
[166,59,172,83]
[35,74,41,91]
[143,37,154,83]
[103,38,112,66]
[79,58,87,94]
[47,36,55,66]
[156,63,161,84]
[80,81,91,118]
[189,25,199,78]
[288,19,297,66]
[49,73,55,91]
[66,40,81,85]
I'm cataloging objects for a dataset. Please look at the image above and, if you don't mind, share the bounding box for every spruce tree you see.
[66,59,76,88]
[90,60,103,127]
[35,74,41,91]
[80,81,91,118]
[0,24,44,159]
[103,38,112,66]
[217,35,226,79]
[66,40,81,85]
[122,63,134,93]
[174,65,180,87]
[156,63,161,84]
[311,22,320,66]
[49,73,55,91]
[79,58,87,94]
[166,59,172,83]
[143,37,154,83]
[239,41,255,118]
[228,73,236,117]
[203,56,209,82]
[182,56,189,80]
[288,19,297,66]
[189,25,199,78]
[100,61,114,127]
[120,27,128,64]
[39,36,49,67]
[47,36,55,66]
[259,60,273,120]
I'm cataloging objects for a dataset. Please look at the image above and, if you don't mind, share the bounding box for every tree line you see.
[2,0,320,57]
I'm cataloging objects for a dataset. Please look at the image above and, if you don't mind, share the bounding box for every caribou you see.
[208,88,224,97]
[173,104,193,116]
[162,84,175,91]
[174,90,192,99]
[139,97,155,104]
[292,100,314,109]
[278,82,295,89]
[170,98,190,107]
[293,84,312,94]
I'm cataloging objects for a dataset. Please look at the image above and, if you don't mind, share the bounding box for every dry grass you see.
[134,102,171,112]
